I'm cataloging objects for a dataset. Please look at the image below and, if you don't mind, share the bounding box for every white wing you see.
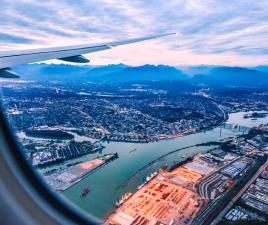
[0,33,175,78]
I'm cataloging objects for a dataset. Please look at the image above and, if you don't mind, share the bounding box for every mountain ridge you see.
[11,63,268,87]
[191,66,268,87]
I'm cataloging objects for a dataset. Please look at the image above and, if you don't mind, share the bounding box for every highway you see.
[210,159,268,225]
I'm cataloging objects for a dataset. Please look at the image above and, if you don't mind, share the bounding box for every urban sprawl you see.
[2,80,268,224]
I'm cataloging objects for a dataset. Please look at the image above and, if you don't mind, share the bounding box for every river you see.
[61,111,267,220]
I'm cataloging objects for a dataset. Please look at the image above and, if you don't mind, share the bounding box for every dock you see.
[43,153,118,192]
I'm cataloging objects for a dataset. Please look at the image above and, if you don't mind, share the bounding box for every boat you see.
[137,183,145,190]
[80,185,90,198]
[115,192,133,207]
[145,172,158,183]
[161,164,169,170]
[129,148,137,153]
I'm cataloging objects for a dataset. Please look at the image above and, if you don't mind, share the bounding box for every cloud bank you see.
[0,0,268,66]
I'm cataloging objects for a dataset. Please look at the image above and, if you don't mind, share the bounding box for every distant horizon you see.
[34,61,268,68]
[13,62,268,84]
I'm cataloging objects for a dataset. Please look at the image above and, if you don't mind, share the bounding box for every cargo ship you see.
[137,183,145,190]
[115,192,133,207]
[80,185,90,198]
[145,172,158,183]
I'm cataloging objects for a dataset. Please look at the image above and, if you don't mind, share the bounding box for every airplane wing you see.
[0,33,175,78]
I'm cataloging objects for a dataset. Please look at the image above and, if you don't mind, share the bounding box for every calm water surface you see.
[62,111,268,219]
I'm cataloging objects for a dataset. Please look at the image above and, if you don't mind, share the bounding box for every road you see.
[210,159,268,225]
[197,157,241,199]
[192,158,267,225]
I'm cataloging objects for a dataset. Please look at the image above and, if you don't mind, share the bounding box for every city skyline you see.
[1,0,268,66]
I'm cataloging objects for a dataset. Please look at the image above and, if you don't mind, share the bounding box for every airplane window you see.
[1,63,268,225]
[1,2,268,225]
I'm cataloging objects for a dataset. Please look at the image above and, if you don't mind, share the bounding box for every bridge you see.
[220,123,251,134]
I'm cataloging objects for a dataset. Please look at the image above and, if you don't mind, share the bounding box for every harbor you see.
[43,153,118,192]
[61,111,267,219]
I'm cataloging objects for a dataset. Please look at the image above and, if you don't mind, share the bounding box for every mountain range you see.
[12,63,268,87]
[191,66,268,87]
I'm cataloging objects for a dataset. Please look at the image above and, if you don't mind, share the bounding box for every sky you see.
[0,0,268,66]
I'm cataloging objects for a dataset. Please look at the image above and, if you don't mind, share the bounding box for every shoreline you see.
[45,153,118,192]
[61,153,118,192]
[62,110,268,220]
[115,142,220,191]
[18,113,228,145]
[103,116,228,144]
[60,115,228,193]
[54,115,228,193]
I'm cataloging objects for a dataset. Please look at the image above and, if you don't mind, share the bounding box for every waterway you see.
[58,111,267,220]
